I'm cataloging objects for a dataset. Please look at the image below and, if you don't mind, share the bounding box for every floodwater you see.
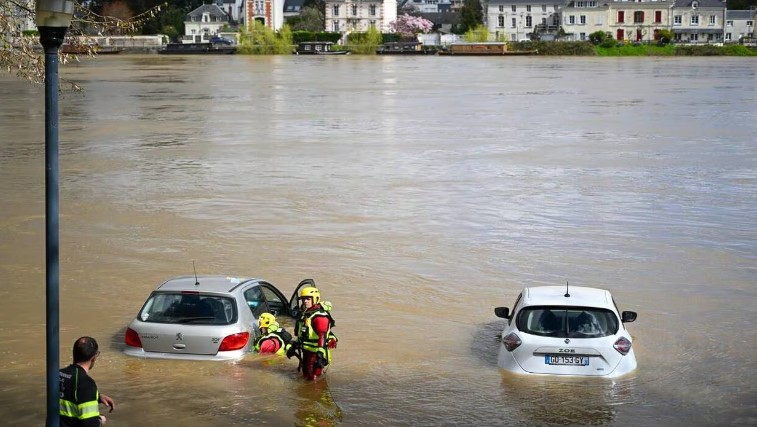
[0,54,755,427]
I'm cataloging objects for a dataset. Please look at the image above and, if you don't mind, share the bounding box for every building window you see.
[655,11,662,23]
[580,32,586,40]
[596,15,603,25]
[709,15,715,25]
[370,4,376,15]
[747,21,754,26]
[690,33,698,41]
[512,5,516,12]
[526,15,532,27]
[498,15,505,27]
[634,11,644,23]
[352,5,357,15]
[499,5,504,11]
[542,5,547,11]
[725,32,731,40]
[617,11,624,23]
[726,20,733,26]
[691,15,699,25]
[580,15,586,25]
[569,15,575,24]
[333,5,339,16]
[333,21,339,31]
[511,17,517,28]
[511,34,517,41]
[526,5,531,12]
[674,15,681,25]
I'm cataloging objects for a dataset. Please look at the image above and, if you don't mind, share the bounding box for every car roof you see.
[155,275,256,293]
[520,286,615,310]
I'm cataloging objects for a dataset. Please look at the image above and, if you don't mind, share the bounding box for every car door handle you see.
[173,344,186,349]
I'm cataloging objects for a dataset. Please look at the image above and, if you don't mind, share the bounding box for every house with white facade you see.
[671,0,726,44]
[217,0,245,24]
[559,0,610,41]
[324,0,398,34]
[183,4,231,43]
[606,0,675,42]
[725,9,755,43]
[486,0,566,42]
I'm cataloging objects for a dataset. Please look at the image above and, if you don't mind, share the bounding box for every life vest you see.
[59,364,100,425]
[254,327,292,356]
[296,303,337,362]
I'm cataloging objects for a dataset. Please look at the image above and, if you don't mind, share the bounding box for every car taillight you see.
[219,332,250,351]
[125,328,142,348]
[613,337,632,355]
[502,332,522,352]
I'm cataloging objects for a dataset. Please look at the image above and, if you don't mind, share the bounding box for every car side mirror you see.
[494,307,510,319]
[621,311,637,323]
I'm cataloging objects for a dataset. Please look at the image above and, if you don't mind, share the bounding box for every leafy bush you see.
[656,29,674,46]
[463,25,489,42]
[588,31,611,45]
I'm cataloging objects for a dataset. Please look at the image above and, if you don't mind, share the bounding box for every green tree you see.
[458,0,483,33]
[347,25,382,54]
[463,25,489,42]
[238,21,294,54]
[286,6,324,31]
[1,0,162,90]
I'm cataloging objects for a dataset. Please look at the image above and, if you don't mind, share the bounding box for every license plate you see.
[545,355,589,366]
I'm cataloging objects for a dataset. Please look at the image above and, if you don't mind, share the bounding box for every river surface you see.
[0,55,756,427]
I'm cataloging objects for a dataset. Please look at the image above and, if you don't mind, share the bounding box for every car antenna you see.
[193,261,200,286]
[564,281,570,298]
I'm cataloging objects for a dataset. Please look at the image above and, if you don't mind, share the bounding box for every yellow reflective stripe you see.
[79,400,100,419]
[59,399,79,417]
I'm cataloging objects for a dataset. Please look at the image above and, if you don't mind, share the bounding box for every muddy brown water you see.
[0,55,755,426]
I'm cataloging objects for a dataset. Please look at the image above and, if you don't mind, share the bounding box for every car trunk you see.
[515,336,624,376]
[135,323,232,356]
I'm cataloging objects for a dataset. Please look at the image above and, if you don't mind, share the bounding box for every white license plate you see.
[545,355,589,366]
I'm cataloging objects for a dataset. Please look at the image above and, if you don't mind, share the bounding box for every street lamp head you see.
[35,0,75,28]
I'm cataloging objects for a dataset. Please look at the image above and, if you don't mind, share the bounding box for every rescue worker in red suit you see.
[253,312,292,355]
[287,286,337,381]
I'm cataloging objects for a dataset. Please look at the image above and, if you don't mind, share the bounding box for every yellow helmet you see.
[299,286,321,305]
[258,312,276,330]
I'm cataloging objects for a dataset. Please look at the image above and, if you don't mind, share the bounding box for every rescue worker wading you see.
[59,336,115,427]
[287,286,337,381]
[253,312,293,355]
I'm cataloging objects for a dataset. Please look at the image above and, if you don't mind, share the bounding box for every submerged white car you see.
[494,286,638,378]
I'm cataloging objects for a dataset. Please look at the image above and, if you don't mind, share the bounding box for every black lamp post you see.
[35,1,73,426]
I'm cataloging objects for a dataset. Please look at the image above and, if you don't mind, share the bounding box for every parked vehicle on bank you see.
[124,276,312,361]
[494,285,637,378]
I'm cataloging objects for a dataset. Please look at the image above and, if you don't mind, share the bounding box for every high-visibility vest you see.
[59,364,100,425]
[254,328,292,355]
[296,305,336,362]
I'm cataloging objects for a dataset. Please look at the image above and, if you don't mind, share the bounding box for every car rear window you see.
[516,306,619,338]
[138,292,237,325]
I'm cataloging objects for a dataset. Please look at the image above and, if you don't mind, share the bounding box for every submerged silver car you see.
[124,276,311,360]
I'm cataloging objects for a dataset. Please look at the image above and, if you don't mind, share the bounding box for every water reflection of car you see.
[124,276,312,361]
[494,286,638,378]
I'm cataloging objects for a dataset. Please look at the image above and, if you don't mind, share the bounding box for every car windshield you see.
[516,306,619,338]
[138,292,237,325]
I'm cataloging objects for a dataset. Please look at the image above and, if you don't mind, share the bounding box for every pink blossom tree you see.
[389,14,434,39]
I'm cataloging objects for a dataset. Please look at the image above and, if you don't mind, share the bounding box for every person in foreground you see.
[59,337,115,426]
[287,286,337,381]
[253,312,293,355]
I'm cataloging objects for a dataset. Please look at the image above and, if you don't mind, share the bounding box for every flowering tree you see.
[389,14,433,38]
